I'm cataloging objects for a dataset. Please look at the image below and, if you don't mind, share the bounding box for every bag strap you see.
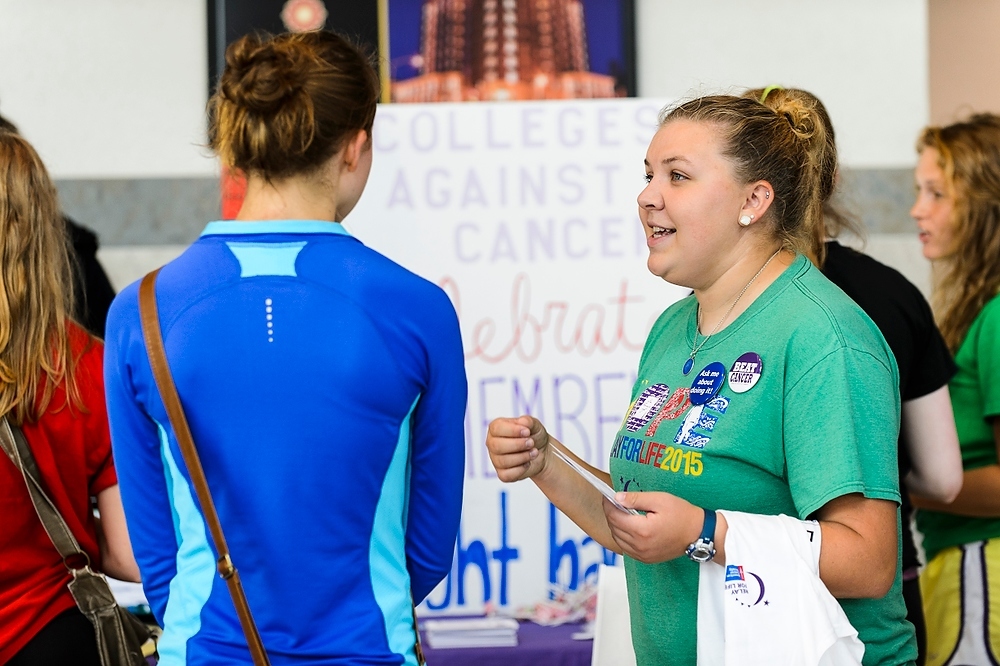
[0,416,91,568]
[138,269,270,666]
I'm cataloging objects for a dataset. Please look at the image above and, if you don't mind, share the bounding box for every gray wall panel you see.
[55,168,920,246]
[835,168,918,235]
[55,177,220,246]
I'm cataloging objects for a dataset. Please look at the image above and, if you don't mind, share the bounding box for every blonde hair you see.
[918,113,1000,351]
[747,87,866,266]
[0,132,80,425]
[659,95,829,260]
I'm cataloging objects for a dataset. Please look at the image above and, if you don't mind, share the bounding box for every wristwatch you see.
[685,508,717,563]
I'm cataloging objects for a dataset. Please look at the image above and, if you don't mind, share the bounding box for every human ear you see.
[737,182,775,227]
[343,129,369,172]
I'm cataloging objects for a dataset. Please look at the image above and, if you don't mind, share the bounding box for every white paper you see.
[423,618,520,633]
[107,577,148,608]
[423,617,520,649]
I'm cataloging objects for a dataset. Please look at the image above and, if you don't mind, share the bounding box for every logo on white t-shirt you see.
[725,565,769,608]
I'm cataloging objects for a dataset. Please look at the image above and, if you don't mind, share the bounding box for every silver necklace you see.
[683,249,782,375]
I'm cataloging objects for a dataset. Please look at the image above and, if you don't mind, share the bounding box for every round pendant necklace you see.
[683,249,782,375]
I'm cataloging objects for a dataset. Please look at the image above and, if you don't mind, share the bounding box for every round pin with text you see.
[689,362,726,405]
[728,352,763,394]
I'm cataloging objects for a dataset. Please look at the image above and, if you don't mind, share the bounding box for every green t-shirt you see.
[917,293,1000,561]
[608,255,915,666]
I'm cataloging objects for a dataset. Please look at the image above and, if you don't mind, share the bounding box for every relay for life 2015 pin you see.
[728,352,763,393]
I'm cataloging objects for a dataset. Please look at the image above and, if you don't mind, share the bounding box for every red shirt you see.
[0,323,117,662]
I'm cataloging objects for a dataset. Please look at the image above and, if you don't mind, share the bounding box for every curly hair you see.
[918,114,1000,351]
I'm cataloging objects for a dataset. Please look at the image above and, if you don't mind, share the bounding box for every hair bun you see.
[209,31,379,180]
[221,36,308,115]
[771,96,820,142]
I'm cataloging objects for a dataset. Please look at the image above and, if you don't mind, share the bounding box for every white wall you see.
[0,1,929,177]
[0,0,216,179]
[635,0,929,168]
[2,0,932,290]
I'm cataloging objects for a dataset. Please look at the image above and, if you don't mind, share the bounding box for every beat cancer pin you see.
[728,352,763,393]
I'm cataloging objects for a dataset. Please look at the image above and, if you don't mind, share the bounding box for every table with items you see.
[421,619,593,666]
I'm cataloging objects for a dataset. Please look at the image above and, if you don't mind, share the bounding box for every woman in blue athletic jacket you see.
[104,31,467,665]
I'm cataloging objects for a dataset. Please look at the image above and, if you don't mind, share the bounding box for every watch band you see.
[699,508,717,542]
[685,508,717,563]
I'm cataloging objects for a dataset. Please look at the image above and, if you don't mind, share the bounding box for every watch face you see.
[688,540,715,563]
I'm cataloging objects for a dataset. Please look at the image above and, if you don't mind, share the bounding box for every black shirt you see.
[822,241,956,569]
[66,216,116,339]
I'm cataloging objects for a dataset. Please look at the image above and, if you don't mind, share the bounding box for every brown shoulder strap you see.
[0,416,88,565]
[138,270,270,666]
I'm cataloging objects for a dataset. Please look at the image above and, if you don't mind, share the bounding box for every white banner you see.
[349,98,686,613]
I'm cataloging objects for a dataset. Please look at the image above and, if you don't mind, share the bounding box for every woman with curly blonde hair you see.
[910,113,1000,666]
[0,132,138,664]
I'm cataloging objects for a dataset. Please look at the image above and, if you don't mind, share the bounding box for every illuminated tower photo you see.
[392,0,619,102]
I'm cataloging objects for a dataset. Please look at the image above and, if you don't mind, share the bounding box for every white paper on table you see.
[423,617,520,633]
[107,577,148,608]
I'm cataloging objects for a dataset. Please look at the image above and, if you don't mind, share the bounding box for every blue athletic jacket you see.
[104,221,467,665]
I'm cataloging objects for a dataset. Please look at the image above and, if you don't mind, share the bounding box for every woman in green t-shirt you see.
[486,94,916,665]
[910,114,1000,666]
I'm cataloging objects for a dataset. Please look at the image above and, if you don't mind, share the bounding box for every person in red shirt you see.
[0,132,140,664]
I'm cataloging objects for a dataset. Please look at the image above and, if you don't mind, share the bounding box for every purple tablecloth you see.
[421,620,592,666]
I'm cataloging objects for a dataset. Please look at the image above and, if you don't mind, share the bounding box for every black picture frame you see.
[621,0,637,98]
[206,0,382,98]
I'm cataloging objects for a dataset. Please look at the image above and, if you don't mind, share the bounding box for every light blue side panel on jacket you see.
[225,241,307,278]
[154,422,216,666]
[369,399,420,666]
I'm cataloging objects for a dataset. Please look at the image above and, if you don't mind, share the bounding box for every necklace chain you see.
[688,249,782,365]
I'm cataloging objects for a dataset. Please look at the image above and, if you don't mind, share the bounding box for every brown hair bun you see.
[220,36,309,116]
[209,30,379,180]
[746,87,862,266]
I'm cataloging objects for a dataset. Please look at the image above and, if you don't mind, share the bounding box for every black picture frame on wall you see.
[206,0,382,97]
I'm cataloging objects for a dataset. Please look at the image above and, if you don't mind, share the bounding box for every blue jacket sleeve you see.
[405,289,467,602]
[103,284,178,624]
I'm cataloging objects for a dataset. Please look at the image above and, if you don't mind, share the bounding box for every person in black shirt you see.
[750,86,963,665]
[63,215,116,338]
[0,112,116,337]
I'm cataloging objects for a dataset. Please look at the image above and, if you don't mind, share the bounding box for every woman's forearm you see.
[902,387,963,503]
[550,441,613,486]
[912,419,1000,516]
[912,464,1000,516]
[95,486,141,582]
[532,440,621,553]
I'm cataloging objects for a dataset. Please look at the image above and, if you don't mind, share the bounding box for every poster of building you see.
[389,0,636,103]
